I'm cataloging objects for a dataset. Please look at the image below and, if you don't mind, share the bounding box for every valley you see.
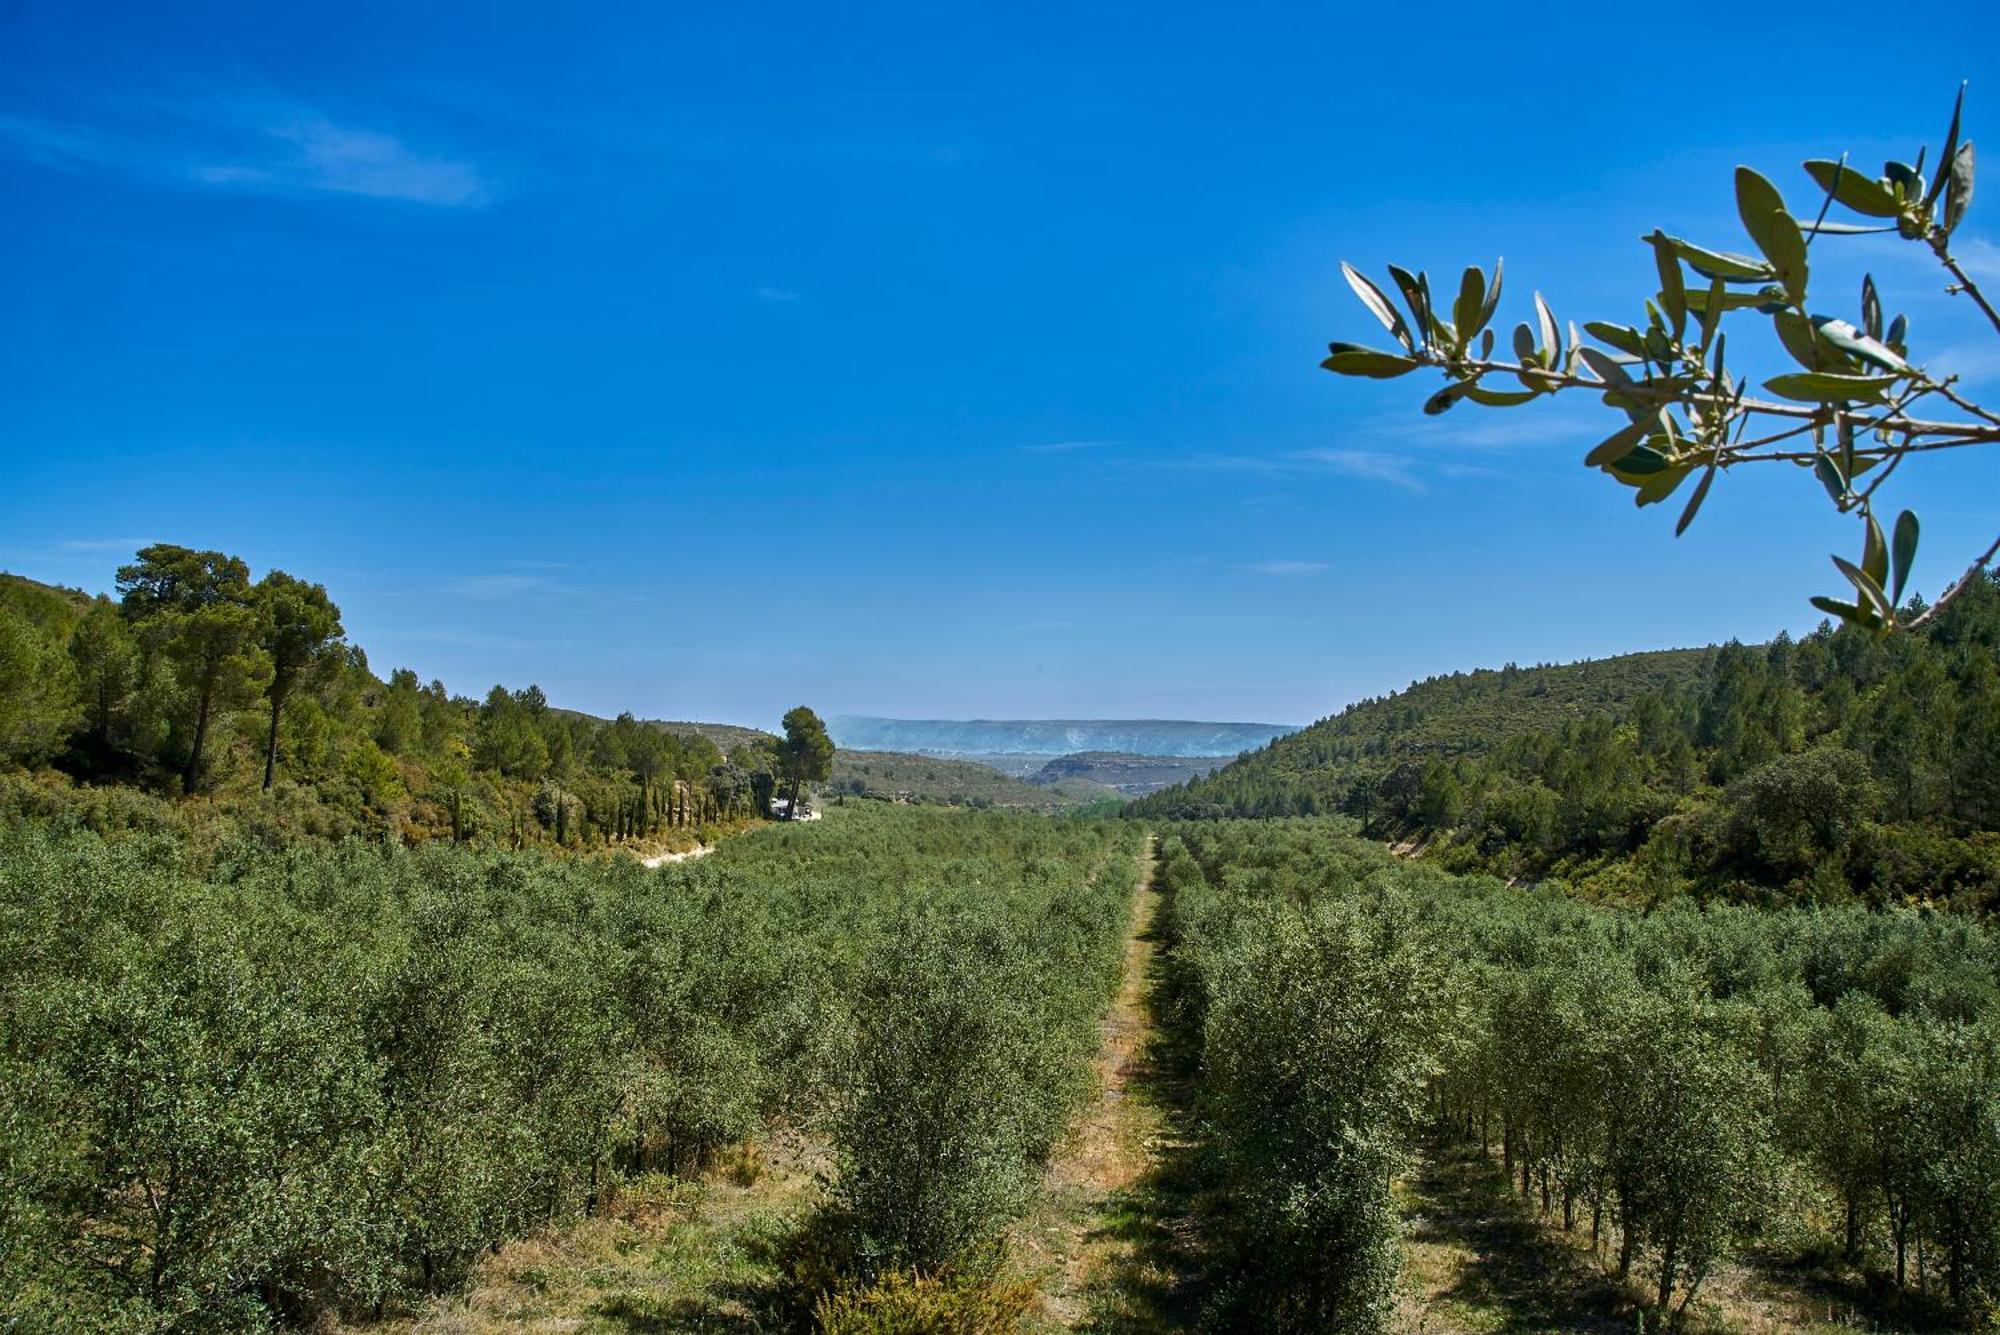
[8,19,1998,1333]
[4,548,2000,1333]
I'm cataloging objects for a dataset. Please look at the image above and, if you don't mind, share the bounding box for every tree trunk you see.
[262,677,288,790]
[185,686,213,793]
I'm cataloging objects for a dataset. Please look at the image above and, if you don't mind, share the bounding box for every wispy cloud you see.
[1927,338,2000,387]
[194,118,485,205]
[0,94,491,207]
[1166,448,1432,489]
[1240,560,1330,576]
[443,573,566,600]
[1022,439,1116,454]
[1289,448,1426,488]
[58,537,155,553]
[756,286,800,302]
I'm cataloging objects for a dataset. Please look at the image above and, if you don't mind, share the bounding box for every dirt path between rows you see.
[1023,836,1207,1332]
[1055,837,1161,1199]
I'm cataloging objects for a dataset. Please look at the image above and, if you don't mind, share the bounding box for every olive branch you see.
[1326,85,1993,632]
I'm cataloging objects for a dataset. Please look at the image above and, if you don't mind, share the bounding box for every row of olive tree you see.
[1157,818,2000,1330]
[0,805,1136,1330]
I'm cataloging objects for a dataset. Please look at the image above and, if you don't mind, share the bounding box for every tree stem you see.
[1902,529,2000,629]
[1933,238,2000,339]
[1445,355,2000,441]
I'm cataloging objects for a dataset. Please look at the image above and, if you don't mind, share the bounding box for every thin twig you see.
[1451,357,2000,439]
[1933,239,2000,339]
[1904,530,2000,629]
[1927,374,2000,427]
[1737,436,1988,464]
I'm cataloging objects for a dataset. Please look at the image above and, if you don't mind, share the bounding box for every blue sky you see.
[4,3,1997,728]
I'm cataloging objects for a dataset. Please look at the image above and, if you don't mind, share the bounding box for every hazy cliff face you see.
[826,716,1297,757]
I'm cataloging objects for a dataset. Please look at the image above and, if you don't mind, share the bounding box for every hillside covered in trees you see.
[1134,576,2000,908]
[0,549,815,854]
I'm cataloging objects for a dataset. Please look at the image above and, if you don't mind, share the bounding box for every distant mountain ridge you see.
[826,716,1297,758]
[831,750,1115,810]
[1028,751,1226,796]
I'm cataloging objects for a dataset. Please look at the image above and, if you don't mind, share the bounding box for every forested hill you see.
[1134,577,2000,908]
[1133,646,1715,817]
[550,709,773,753]
[0,557,797,852]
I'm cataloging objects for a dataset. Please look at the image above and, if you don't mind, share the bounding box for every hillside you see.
[1028,750,1224,796]
[827,715,1296,757]
[649,718,774,751]
[1134,588,2000,908]
[551,708,772,753]
[1136,647,1715,817]
[831,749,1119,810]
[0,558,782,852]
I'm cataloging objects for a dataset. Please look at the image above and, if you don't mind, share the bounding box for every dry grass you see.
[338,1131,826,1335]
[1013,839,1219,1334]
[1393,1143,1965,1335]
[1016,842,1166,1329]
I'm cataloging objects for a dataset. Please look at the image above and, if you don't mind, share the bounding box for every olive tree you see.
[1324,88,1992,633]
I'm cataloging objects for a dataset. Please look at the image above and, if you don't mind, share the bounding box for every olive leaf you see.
[1763,371,1897,403]
[1648,231,1687,339]
[1891,510,1920,603]
[1675,454,1720,536]
[1322,343,1422,378]
[1811,317,1908,373]
[1832,554,1895,623]
[1944,140,1976,234]
[1340,263,1414,352]
[1925,83,1967,210]
[1452,265,1487,344]
[1802,159,1902,218]
[1862,511,1889,590]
